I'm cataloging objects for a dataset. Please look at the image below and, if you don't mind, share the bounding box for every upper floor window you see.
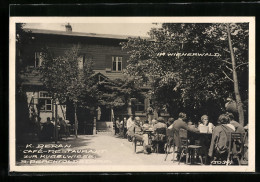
[112,56,122,72]
[35,52,43,67]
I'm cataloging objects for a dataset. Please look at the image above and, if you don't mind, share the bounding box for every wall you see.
[26,34,129,71]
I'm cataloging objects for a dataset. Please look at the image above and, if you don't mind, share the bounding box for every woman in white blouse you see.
[199,115,214,133]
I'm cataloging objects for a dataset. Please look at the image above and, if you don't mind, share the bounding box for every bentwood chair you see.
[178,130,203,165]
[226,132,244,165]
[133,133,144,153]
[153,128,167,154]
[164,128,175,161]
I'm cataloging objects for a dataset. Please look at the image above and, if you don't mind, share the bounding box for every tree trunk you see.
[74,104,78,138]
[54,101,58,144]
[227,24,245,126]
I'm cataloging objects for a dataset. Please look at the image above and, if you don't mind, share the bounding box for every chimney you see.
[65,23,72,32]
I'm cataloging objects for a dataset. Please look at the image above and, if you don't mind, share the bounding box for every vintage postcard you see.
[9,17,255,172]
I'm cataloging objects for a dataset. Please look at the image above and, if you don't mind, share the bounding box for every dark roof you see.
[25,28,150,40]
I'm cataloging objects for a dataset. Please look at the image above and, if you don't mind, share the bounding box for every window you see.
[38,91,52,112]
[35,52,43,67]
[112,56,122,72]
[135,99,145,112]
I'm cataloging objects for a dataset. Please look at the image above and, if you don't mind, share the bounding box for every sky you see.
[24,23,161,37]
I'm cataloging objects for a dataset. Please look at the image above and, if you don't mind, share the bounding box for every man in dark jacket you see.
[168,113,199,152]
[208,114,235,160]
[168,113,199,133]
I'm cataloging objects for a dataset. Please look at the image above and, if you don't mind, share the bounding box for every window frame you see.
[35,52,43,68]
[135,98,145,113]
[38,91,52,112]
[112,56,123,72]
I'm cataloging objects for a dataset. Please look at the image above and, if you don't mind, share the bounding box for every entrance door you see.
[99,106,111,122]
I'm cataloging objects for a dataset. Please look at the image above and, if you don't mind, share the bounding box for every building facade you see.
[18,25,164,134]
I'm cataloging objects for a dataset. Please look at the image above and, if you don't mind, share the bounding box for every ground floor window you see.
[38,91,52,112]
[112,56,122,72]
[38,99,52,111]
[135,99,145,112]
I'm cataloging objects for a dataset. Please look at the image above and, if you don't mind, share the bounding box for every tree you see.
[96,78,144,116]
[39,45,97,140]
[121,23,248,124]
[16,23,35,141]
[204,23,248,126]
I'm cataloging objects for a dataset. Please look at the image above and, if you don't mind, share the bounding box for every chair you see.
[153,127,167,154]
[178,130,203,165]
[132,125,144,153]
[226,132,244,165]
[133,134,144,153]
[243,131,248,163]
[164,128,176,161]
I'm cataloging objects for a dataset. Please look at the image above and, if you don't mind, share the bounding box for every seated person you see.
[151,119,158,127]
[132,117,151,154]
[187,120,193,126]
[152,117,167,153]
[168,113,199,155]
[167,117,174,128]
[169,113,199,132]
[226,112,245,133]
[40,117,54,141]
[198,115,215,133]
[187,120,197,130]
[142,120,150,130]
[208,114,236,161]
[153,117,166,131]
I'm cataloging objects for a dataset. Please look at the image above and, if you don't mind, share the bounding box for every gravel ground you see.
[16,132,186,166]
